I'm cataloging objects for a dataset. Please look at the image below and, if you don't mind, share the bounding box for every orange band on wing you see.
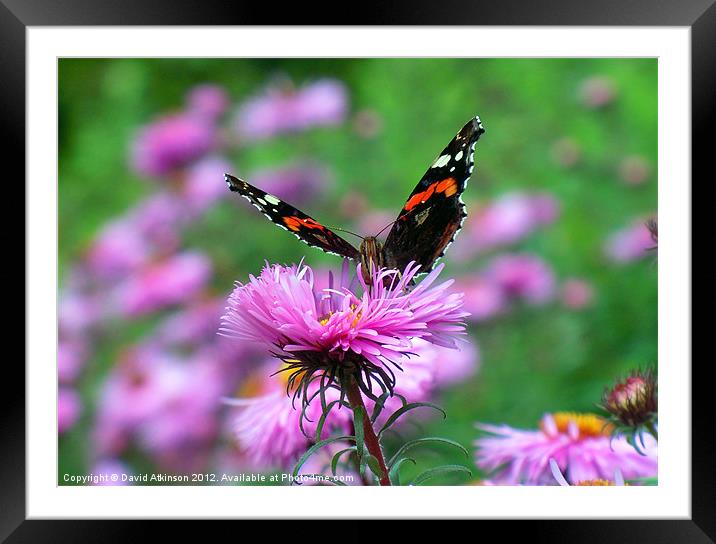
[283,216,325,232]
[436,177,458,196]
[403,177,458,213]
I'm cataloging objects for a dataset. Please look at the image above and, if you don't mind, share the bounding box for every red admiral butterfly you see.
[226,116,485,283]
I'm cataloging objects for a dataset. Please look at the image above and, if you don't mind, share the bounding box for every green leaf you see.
[331,446,357,476]
[291,435,355,479]
[411,465,472,486]
[352,405,366,456]
[366,454,384,481]
[388,437,469,468]
[388,457,416,486]
[370,392,392,423]
[378,402,446,437]
[314,399,342,442]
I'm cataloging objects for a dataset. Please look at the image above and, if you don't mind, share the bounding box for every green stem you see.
[645,421,658,441]
[345,375,391,486]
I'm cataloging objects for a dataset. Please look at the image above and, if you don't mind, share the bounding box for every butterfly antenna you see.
[326,225,365,241]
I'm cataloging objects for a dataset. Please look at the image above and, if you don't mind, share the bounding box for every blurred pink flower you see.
[116,251,212,316]
[475,412,657,485]
[129,191,186,251]
[604,219,655,263]
[618,155,651,186]
[86,218,151,280]
[156,298,225,348]
[59,289,103,337]
[561,278,595,310]
[235,79,348,140]
[183,155,234,213]
[453,276,506,322]
[136,355,224,457]
[186,84,230,121]
[409,337,480,388]
[485,253,556,305]
[93,346,226,460]
[92,459,132,486]
[58,338,88,383]
[578,76,617,108]
[451,192,560,260]
[58,387,82,434]
[247,164,329,205]
[131,113,216,177]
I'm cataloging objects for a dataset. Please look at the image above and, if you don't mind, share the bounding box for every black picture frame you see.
[7,0,705,538]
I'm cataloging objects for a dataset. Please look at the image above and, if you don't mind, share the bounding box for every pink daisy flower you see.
[235,79,348,141]
[475,412,657,485]
[130,112,217,177]
[227,362,353,470]
[115,251,212,316]
[221,259,468,405]
[185,84,230,121]
[604,219,656,263]
[485,253,556,305]
[58,387,82,434]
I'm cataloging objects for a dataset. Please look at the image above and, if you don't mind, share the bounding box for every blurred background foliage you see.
[59,58,657,484]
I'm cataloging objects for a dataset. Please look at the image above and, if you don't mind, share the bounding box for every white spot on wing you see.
[432,154,451,169]
[264,195,281,205]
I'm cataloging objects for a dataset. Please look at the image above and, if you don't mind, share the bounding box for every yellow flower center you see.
[319,304,362,328]
[544,412,614,438]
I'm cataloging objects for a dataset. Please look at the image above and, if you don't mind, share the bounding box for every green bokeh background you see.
[59,58,657,484]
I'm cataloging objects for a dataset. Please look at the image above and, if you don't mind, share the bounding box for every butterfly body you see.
[226,116,485,284]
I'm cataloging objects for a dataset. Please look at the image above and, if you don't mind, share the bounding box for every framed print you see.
[7,0,706,538]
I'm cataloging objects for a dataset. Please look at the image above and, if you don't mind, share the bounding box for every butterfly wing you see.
[225,173,360,260]
[382,116,485,273]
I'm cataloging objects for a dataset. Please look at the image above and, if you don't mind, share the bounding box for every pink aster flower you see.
[485,253,556,305]
[128,191,186,251]
[58,338,88,384]
[235,79,348,141]
[228,362,353,470]
[450,192,560,261]
[58,387,82,434]
[86,218,152,280]
[604,219,656,263]
[221,259,468,401]
[183,155,235,214]
[186,84,230,121]
[58,288,104,337]
[475,412,657,485]
[409,337,480,388]
[115,251,212,316]
[131,113,217,177]
[453,275,506,322]
[93,346,228,462]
